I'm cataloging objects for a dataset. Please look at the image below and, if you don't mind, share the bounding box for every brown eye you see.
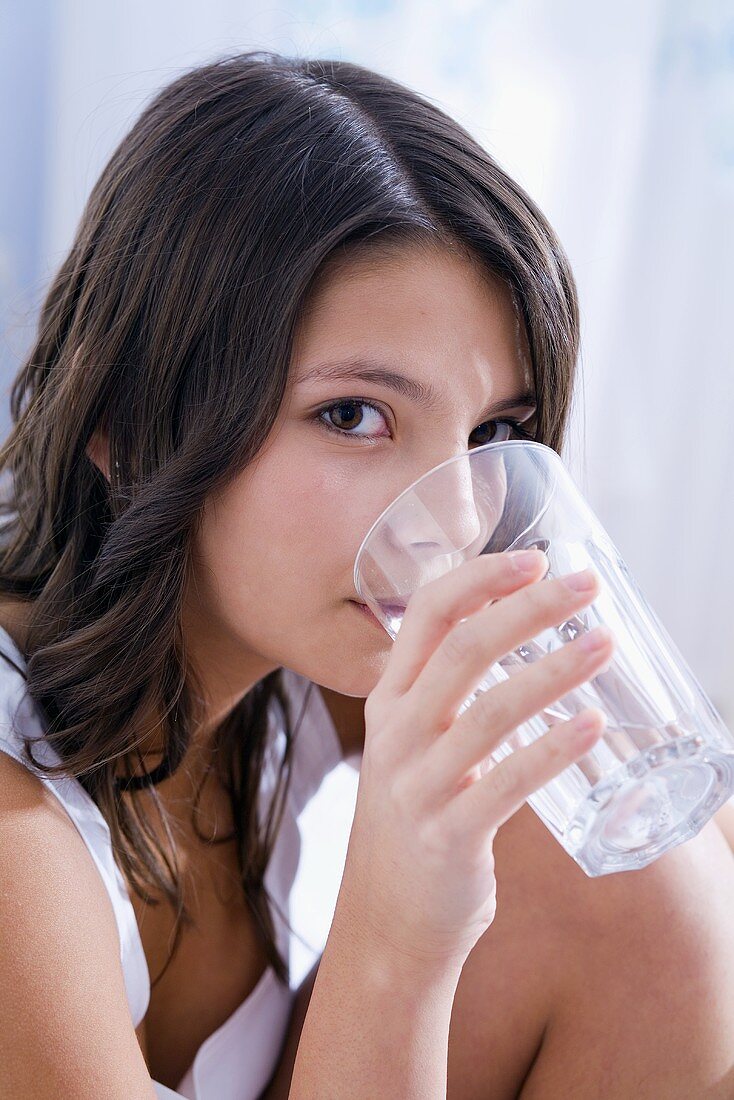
[327,401,364,430]
[470,420,526,445]
[470,421,507,445]
[317,399,390,443]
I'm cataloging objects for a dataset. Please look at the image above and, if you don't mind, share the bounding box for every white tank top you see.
[0,625,345,1099]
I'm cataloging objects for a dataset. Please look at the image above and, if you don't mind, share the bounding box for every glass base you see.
[563,737,734,876]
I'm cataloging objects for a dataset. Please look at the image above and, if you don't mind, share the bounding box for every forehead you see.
[292,241,533,392]
[302,238,511,312]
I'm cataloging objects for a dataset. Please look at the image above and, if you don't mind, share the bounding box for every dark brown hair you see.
[0,50,580,986]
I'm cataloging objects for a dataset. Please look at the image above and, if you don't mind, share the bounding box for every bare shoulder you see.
[447,802,734,1100]
[524,816,734,1099]
[0,750,157,1098]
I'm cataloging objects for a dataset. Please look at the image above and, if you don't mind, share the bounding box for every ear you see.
[86,429,111,482]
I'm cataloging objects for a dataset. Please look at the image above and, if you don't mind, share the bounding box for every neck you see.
[317,686,366,758]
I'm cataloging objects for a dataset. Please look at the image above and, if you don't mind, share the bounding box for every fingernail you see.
[574,709,605,732]
[509,549,545,573]
[580,625,612,651]
[563,568,596,592]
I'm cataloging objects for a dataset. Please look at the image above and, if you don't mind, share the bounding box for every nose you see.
[387,448,506,560]
[354,444,511,609]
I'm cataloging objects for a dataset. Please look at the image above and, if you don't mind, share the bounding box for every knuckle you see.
[418,815,451,859]
[461,697,486,739]
[364,699,403,757]
[471,690,513,739]
[409,582,432,611]
[441,622,474,666]
[542,728,567,768]
[364,689,384,728]
[488,757,520,801]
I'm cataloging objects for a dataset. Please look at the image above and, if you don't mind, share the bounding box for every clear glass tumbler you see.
[353,439,734,876]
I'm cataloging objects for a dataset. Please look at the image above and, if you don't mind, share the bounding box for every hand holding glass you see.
[354,438,734,876]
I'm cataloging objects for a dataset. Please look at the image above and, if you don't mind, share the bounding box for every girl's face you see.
[185,243,536,712]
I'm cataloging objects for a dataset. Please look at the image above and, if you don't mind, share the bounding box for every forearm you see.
[285,912,463,1100]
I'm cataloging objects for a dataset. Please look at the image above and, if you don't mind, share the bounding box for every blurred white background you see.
[2,0,733,983]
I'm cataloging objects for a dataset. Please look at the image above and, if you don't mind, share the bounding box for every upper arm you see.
[0,751,158,1099]
[518,818,734,1099]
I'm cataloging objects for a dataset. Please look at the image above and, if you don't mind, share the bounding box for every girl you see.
[0,51,732,1100]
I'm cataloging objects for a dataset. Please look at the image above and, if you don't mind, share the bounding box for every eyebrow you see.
[296,359,537,417]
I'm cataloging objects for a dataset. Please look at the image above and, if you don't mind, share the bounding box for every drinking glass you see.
[353,438,734,876]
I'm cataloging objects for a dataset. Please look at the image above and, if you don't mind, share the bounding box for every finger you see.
[448,706,608,835]
[408,566,603,734]
[423,625,615,795]
[374,549,549,701]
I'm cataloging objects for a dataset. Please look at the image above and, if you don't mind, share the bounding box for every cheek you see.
[195,458,371,616]
[271,441,378,542]
[294,464,388,570]
[188,451,395,689]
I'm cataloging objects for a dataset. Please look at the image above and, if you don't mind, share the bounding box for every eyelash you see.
[314,398,535,446]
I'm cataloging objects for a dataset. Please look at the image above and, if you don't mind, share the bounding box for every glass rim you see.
[353,437,559,597]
